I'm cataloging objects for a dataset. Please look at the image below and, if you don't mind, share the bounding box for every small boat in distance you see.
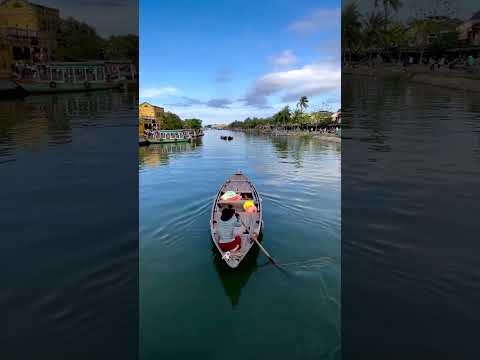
[210,171,263,268]
[15,62,125,93]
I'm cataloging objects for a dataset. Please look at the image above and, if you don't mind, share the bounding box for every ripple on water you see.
[139,130,341,359]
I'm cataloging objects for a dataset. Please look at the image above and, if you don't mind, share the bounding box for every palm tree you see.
[363,12,384,61]
[374,0,402,31]
[385,22,408,62]
[297,96,309,113]
[409,19,434,64]
[279,106,291,129]
[342,3,362,64]
[374,0,402,59]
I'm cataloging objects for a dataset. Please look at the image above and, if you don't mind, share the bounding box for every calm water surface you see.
[0,90,138,359]
[342,76,480,358]
[140,131,341,359]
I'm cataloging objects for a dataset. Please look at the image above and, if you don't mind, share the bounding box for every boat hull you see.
[210,172,263,269]
[146,138,189,144]
[15,80,123,93]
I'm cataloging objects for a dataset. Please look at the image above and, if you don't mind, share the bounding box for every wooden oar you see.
[251,235,278,266]
[238,217,279,267]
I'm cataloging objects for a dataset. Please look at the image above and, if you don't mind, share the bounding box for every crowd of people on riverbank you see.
[266,125,340,137]
[348,52,480,74]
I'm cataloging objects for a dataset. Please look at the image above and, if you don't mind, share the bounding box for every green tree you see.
[374,0,402,32]
[311,111,334,125]
[104,34,139,65]
[56,17,105,61]
[183,118,202,129]
[387,22,409,61]
[409,19,435,63]
[273,106,292,127]
[363,12,384,60]
[161,112,183,130]
[292,108,302,123]
[342,3,363,64]
[297,96,309,113]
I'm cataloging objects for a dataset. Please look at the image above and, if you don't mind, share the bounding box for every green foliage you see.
[104,34,139,65]
[229,117,271,129]
[342,3,363,61]
[160,112,183,130]
[297,96,309,113]
[228,96,335,129]
[340,0,468,62]
[273,106,292,126]
[56,17,139,63]
[429,30,459,54]
[56,17,104,61]
[183,118,202,129]
[311,111,334,125]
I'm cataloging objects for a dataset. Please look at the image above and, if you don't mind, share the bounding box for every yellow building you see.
[0,0,60,77]
[139,102,164,135]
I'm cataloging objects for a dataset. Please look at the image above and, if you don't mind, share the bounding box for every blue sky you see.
[140,0,341,124]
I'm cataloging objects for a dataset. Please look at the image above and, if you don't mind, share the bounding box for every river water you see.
[0,90,138,359]
[342,76,480,358]
[139,131,341,359]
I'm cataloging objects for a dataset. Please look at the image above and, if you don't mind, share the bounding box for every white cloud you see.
[140,86,179,98]
[270,50,298,67]
[288,8,340,34]
[243,60,340,107]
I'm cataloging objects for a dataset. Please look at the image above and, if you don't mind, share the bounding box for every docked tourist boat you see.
[146,129,189,144]
[182,128,204,140]
[210,171,263,268]
[15,62,124,93]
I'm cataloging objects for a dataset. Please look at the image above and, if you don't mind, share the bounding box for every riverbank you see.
[230,128,341,143]
[274,131,341,143]
[344,64,480,93]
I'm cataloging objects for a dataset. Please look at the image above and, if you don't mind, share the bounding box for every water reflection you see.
[342,75,480,358]
[212,243,260,308]
[269,135,341,167]
[0,90,137,163]
[1,88,138,359]
[139,138,203,168]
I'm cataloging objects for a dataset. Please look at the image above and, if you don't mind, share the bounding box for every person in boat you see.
[217,206,243,252]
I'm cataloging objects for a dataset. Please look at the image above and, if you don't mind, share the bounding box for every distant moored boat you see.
[15,62,125,93]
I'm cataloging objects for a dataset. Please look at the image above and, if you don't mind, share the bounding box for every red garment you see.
[219,235,241,251]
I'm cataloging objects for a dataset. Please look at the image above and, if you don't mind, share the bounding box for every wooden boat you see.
[15,62,125,93]
[210,171,263,268]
